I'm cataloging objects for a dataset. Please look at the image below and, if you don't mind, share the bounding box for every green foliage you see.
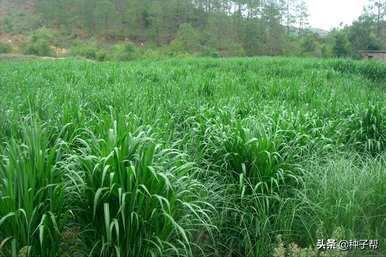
[210,120,302,195]
[0,124,68,257]
[356,61,386,81]
[300,156,386,241]
[73,127,211,257]
[343,104,386,155]
[328,59,386,82]
[96,49,108,61]
[349,14,385,52]
[70,41,98,59]
[22,28,54,56]
[301,34,322,57]
[0,5,41,34]
[333,32,351,57]
[0,57,385,257]
[94,0,116,34]
[1,16,14,33]
[0,42,12,53]
[141,48,166,60]
[170,23,201,55]
[0,0,385,59]
[220,42,246,57]
[200,47,221,58]
[111,43,140,61]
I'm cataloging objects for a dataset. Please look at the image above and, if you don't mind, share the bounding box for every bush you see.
[142,48,165,59]
[22,28,55,56]
[96,49,108,61]
[111,42,140,61]
[0,42,12,53]
[219,42,246,57]
[70,42,98,59]
[169,23,201,54]
[23,40,53,56]
[200,46,221,58]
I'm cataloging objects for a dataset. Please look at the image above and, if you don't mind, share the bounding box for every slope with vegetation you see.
[0,57,385,257]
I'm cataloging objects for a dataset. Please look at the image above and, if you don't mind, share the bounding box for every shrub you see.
[169,23,201,54]
[142,48,165,59]
[96,49,108,61]
[0,42,12,54]
[111,42,140,61]
[200,46,221,58]
[219,42,245,57]
[70,42,98,59]
[22,28,54,56]
[23,40,53,56]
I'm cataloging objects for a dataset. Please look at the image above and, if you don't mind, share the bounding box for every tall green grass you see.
[71,126,213,257]
[0,124,68,257]
[0,57,385,257]
[298,155,386,246]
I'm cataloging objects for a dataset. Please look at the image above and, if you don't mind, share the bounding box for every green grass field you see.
[0,57,385,257]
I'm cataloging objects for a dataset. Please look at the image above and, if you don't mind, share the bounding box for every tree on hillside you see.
[0,0,356,58]
[262,1,286,55]
[95,0,116,36]
[170,23,201,54]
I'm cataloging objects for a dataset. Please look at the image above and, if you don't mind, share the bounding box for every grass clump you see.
[218,121,302,195]
[71,126,212,257]
[299,156,386,241]
[0,124,68,257]
[342,104,386,155]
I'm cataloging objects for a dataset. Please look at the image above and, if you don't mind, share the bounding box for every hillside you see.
[0,0,344,59]
[0,0,385,60]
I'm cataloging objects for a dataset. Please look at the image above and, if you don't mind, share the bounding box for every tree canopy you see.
[0,0,385,58]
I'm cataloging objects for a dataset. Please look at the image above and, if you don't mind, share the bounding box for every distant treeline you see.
[0,0,385,58]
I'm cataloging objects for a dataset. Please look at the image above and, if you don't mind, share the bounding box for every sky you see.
[307,0,368,31]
